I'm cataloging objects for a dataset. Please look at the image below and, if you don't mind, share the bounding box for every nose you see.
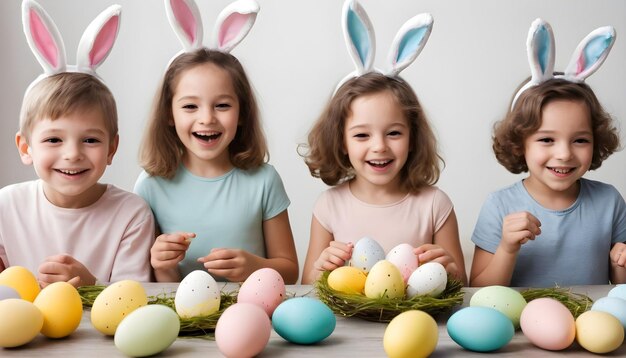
[63,142,83,161]
[371,135,388,153]
[198,108,217,125]
[554,142,573,161]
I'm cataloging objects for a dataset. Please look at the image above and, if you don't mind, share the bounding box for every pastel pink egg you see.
[237,268,285,316]
[215,303,271,358]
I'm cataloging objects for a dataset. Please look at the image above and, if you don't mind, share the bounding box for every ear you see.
[15,132,33,165]
[564,26,616,81]
[211,0,259,53]
[22,0,66,75]
[165,0,203,51]
[76,4,122,74]
[342,0,375,76]
[386,13,433,76]
[107,134,119,165]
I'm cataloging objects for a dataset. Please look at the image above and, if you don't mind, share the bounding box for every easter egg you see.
[0,298,43,347]
[591,296,626,329]
[349,237,385,273]
[406,262,447,298]
[470,285,527,328]
[607,284,626,301]
[175,270,220,318]
[272,297,336,344]
[0,266,40,302]
[520,298,575,350]
[0,285,20,300]
[384,310,438,358]
[91,280,148,335]
[364,260,405,299]
[215,303,271,358]
[327,266,366,294]
[115,304,180,357]
[447,306,514,352]
[576,310,624,354]
[386,243,418,283]
[238,268,285,317]
[33,282,83,338]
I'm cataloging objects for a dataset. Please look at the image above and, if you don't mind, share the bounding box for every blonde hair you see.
[19,73,118,143]
[302,73,442,192]
[139,48,267,179]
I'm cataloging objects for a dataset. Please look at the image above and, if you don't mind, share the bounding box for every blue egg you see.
[592,296,626,329]
[608,285,626,301]
[447,307,514,352]
[0,285,20,301]
[272,297,336,344]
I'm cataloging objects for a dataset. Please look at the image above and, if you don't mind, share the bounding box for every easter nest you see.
[519,286,593,318]
[315,271,464,322]
[78,285,237,337]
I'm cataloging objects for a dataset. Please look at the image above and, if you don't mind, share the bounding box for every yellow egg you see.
[364,260,405,299]
[384,310,438,358]
[0,298,43,347]
[34,282,83,338]
[327,266,367,294]
[0,266,41,302]
[576,310,624,353]
[91,280,148,335]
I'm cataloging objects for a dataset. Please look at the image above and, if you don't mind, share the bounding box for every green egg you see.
[470,286,527,329]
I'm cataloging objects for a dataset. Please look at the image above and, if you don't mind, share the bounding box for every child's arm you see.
[414,209,468,285]
[610,242,626,283]
[37,254,95,287]
[301,216,353,284]
[198,210,299,284]
[470,211,542,286]
[151,232,194,282]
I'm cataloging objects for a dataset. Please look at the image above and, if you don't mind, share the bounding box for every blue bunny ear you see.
[386,13,433,76]
[342,0,375,75]
[564,26,616,81]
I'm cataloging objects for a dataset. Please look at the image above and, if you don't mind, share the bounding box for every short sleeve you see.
[611,188,626,244]
[431,188,454,232]
[471,193,505,253]
[312,190,332,233]
[262,165,291,220]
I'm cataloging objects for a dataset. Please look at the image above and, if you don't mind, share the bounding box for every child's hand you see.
[611,242,626,267]
[150,232,194,271]
[414,244,459,278]
[37,254,95,288]
[197,248,260,282]
[500,211,542,254]
[313,241,353,272]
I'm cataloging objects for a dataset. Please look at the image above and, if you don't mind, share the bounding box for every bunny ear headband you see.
[164,0,259,59]
[22,0,121,94]
[336,0,433,92]
[511,18,616,108]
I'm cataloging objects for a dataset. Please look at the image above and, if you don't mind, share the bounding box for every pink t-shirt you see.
[0,180,154,282]
[313,183,453,252]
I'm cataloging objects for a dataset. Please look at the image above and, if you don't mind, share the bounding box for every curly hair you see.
[493,78,621,174]
[139,48,267,179]
[302,73,442,193]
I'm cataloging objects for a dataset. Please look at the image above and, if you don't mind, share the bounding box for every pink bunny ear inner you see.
[29,8,59,68]
[170,0,198,45]
[90,16,119,66]
[218,12,252,48]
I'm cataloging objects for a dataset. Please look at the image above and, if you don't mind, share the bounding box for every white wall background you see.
[1,0,625,280]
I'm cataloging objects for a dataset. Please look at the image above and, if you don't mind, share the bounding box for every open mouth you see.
[548,167,574,175]
[367,159,393,168]
[55,169,88,176]
[193,131,221,142]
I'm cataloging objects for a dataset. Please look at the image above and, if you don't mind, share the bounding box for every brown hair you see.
[139,48,267,179]
[19,72,118,143]
[302,73,442,192]
[493,78,621,173]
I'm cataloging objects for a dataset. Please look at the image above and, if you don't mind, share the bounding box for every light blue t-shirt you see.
[134,164,290,279]
[471,178,626,287]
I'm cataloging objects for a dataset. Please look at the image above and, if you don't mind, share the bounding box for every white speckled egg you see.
[175,270,220,318]
[386,243,418,283]
[114,304,180,357]
[406,262,447,298]
[349,237,385,273]
[237,268,285,317]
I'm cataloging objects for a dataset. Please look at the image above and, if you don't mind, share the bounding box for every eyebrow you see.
[175,94,236,103]
[346,122,408,131]
[39,128,107,136]
[534,129,592,136]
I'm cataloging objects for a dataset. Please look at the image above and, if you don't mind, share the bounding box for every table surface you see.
[3,284,625,357]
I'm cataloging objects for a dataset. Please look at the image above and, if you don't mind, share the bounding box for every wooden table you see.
[2,284,625,357]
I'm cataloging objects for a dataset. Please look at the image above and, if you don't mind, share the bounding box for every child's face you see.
[16,108,118,208]
[171,63,240,176]
[523,99,593,198]
[343,90,410,192]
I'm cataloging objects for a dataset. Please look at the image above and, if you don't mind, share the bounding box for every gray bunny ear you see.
[76,5,121,74]
[386,13,433,77]
[211,0,259,53]
[564,26,616,81]
[165,0,203,51]
[22,0,67,75]
[342,0,375,76]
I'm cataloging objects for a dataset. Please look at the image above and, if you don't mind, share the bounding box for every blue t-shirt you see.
[134,164,290,279]
[471,178,626,287]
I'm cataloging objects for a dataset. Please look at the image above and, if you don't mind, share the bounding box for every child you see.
[470,19,626,287]
[0,1,154,286]
[301,0,467,285]
[134,0,298,283]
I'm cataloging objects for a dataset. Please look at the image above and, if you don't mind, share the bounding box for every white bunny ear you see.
[342,0,375,76]
[211,0,259,53]
[564,26,616,81]
[386,13,433,77]
[22,0,66,75]
[76,5,121,74]
[165,0,203,51]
